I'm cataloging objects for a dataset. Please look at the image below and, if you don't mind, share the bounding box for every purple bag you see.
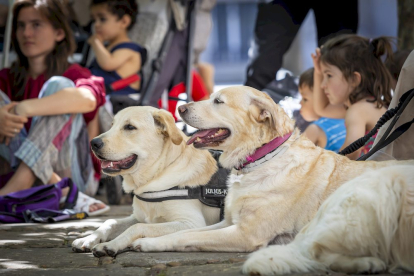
[0,178,81,223]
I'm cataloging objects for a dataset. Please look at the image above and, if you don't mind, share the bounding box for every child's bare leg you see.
[0,161,36,196]
[48,172,61,184]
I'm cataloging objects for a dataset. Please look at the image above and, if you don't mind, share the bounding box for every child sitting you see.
[299,68,346,152]
[88,0,145,98]
[312,35,394,159]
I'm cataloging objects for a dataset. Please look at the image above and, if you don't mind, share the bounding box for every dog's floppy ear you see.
[249,96,294,137]
[153,109,183,145]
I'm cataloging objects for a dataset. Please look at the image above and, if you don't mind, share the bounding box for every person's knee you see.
[0,90,11,107]
[39,76,76,98]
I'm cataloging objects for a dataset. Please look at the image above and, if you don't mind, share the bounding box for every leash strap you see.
[339,88,414,158]
[357,88,414,161]
[358,118,414,161]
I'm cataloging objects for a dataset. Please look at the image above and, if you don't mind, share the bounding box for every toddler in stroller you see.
[83,0,212,204]
[87,0,146,115]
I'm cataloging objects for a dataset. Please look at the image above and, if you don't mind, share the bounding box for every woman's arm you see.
[88,35,141,72]
[87,111,100,141]
[15,87,97,118]
[0,102,28,145]
[311,48,346,119]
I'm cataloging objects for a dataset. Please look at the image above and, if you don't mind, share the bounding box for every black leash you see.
[338,88,414,160]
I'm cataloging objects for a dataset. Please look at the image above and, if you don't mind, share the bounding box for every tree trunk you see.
[398,0,414,50]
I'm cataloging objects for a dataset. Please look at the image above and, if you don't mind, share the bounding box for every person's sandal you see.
[73,192,110,216]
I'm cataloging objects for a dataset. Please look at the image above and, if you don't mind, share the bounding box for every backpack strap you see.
[0,211,25,223]
[55,178,79,210]
[22,208,88,223]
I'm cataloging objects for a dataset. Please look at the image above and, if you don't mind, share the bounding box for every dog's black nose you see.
[178,105,188,115]
[91,138,104,151]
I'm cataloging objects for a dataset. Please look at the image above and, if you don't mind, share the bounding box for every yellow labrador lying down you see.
[243,165,414,274]
[72,107,226,257]
[130,86,414,262]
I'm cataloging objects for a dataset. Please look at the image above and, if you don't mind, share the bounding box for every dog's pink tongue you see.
[187,129,216,145]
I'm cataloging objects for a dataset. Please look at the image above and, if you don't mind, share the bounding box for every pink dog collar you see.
[237,132,292,170]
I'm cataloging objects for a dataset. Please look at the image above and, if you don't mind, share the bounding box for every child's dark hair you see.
[299,67,314,90]
[320,34,394,108]
[91,0,138,30]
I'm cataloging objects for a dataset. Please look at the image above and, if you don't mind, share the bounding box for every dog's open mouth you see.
[97,154,138,173]
[187,128,231,148]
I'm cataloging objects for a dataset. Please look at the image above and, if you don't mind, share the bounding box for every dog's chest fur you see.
[132,199,167,223]
[223,147,336,239]
[225,162,290,225]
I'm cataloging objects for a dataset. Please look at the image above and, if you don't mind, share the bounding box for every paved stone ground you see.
[0,205,403,276]
[0,205,254,276]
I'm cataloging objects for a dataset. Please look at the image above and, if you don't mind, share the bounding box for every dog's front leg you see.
[162,219,229,235]
[72,215,137,253]
[92,220,200,257]
[133,225,257,252]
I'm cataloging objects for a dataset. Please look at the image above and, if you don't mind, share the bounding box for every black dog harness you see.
[135,150,229,220]
[135,184,227,220]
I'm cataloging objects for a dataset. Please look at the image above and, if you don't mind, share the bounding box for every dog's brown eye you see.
[214,98,224,104]
[124,124,137,131]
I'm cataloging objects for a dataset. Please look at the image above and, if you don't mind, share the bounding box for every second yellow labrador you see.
[72,106,225,257]
[130,86,414,253]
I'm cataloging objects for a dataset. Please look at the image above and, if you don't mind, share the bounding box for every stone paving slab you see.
[0,267,148,276]
[115,252,248,267]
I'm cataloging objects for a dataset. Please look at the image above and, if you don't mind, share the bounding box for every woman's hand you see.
[311,48,322,75]
[0,102,28,145]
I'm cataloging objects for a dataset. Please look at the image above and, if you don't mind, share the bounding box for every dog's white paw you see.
[331,256,387,274]
[92,241,126,257]
[242,245,312,275]
[72,234,103,253]
[242,248,282,275]
[361,257,387,274]
[131,237,166,252]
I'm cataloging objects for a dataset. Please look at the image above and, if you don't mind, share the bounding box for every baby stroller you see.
[81,0,202,113]
[81,0,209,204]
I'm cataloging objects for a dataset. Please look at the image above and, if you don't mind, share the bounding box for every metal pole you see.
[1,0,15,69]
[185,0,197,103]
